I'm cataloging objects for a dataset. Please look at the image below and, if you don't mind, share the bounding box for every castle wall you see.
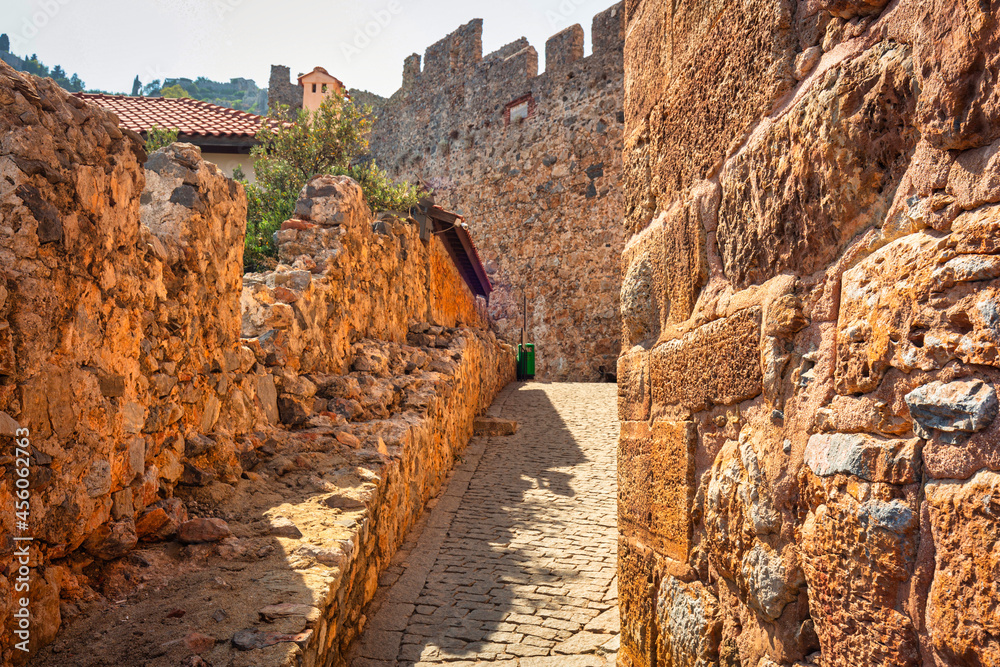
[617,2,1000,666]
[369,3,626,381]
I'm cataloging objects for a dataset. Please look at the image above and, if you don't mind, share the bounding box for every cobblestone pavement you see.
[348,382,620,666]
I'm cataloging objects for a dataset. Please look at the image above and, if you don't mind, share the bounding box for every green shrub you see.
[144,125,179,154]
[238,94,423,272]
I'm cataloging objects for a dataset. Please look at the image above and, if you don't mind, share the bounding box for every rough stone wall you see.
[268,64,304,113]
[0,64,260,663]
[0,59,512,666]
[618,2,1000,667]
[369,3,625,380]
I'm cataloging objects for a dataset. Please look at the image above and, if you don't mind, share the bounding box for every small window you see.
[322,83,328,93]
[312,83,317,93]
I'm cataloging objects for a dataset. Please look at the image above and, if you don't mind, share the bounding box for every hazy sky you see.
[1,0,615,97]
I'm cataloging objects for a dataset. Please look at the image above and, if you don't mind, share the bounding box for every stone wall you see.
[0,59,513,666]
[268,64,304,113]
[369,4,625,381]
[618,2,1000,667]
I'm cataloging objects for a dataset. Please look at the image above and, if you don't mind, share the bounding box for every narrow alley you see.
[348,383,620,666]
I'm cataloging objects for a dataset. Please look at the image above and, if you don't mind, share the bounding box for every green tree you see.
[143,79,162,96]
[160,84,190,98]
[67,73,84,92]
[0,34,9,53]
[144,125,179,153]
[23,54,48,78]
[240,94,422,272]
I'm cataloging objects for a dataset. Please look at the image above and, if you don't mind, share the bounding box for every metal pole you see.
[521,290,527,347]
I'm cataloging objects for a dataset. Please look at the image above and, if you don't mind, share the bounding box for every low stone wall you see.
[0,60,513,667]
[618,2,1000,667]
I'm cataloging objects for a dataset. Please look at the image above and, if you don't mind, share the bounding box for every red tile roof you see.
[73,93,263,139]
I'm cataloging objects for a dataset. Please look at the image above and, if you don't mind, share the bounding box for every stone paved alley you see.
[348,383,620,666]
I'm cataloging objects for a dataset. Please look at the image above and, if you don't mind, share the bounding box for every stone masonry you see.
[618,2,1000,667]
[0,59,512,667]
[368,4,626,381]
[268,65,304,113]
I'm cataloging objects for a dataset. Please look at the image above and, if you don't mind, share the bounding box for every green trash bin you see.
[517,343,535,380]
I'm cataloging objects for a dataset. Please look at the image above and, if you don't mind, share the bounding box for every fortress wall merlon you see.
[268,64,304,112]
[422,18,483,79]
[394,4,623,93]
[402,53,421,88]
[546,24,585,70]
[485,37,531,63]
[592,2,625,53]
[492,45,539,90]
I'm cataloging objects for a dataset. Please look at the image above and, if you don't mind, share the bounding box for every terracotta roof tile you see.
[73,93,263,139]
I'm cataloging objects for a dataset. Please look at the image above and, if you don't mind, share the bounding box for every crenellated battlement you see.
[394,2,623,96]
[546,24,585,70]
[422,18,484,78]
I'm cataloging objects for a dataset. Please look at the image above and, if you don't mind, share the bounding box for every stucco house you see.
[298,66,347,112]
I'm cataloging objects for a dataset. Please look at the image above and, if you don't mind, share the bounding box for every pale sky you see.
[1,0,615,97]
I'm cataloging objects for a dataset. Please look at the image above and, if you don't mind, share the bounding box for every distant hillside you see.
[0,37,86,92]
[143,76,268,114]
[1,32,268,112]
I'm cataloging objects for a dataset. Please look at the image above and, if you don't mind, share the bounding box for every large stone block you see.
[925,471,1000,666]
[618,537,659,667]
[655,576,721,667]
[718,41,918,288]
[835,223,1000,394]
[800,472,921,667]
[650,308,762,414]
[914,0,1000,150]
[621,224,665,347]
[661,200,708,326]
[618,420,696,560]
[618,349,651,421]
[804,433,921,484]
[625,0,797,205]
[704,431,801,625]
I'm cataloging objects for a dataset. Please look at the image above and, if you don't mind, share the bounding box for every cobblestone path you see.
[348,382,620,666]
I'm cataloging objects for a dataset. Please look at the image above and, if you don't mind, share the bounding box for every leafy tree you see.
[143,79,162,96]
[0,34,9,53]
[46,64,83,91]
[22,55,48,78]
[131,75,141,96]
[144,125,180,153]
[160,84,190,98]
[240,94,422,272]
